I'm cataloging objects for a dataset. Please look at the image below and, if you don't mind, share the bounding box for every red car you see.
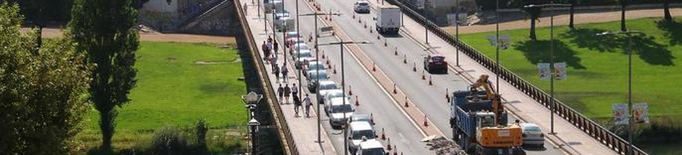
[423,53,448,73]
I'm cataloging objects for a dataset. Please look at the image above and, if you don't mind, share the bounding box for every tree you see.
[67,0,139,149]
[662,0,672,22]
[515,0,543,40]
[1,0,73,48]
[0,3,91,154]
[619,0,627,31]
[568,0,578,29]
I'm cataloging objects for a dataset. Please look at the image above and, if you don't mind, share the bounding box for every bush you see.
[151,126,191,155]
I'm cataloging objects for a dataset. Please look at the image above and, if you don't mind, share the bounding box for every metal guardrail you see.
[233,0,298,154]
[386,0,648,154]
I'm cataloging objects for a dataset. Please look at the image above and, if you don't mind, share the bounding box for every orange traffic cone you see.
[349,85,353,95]
[355,95,359,106]
[381,127,385,140]
[384,39,388,46]
[421,70,426,80]
[393,146,398,155]
[404,97,409,107]
[423,115,429,126]
[429,75,433,85]
[372,63,376,72]
[413,62,417,72]
[393,84,397,94]
[371,113,375,125]
[387,138,392,150]
[333,65,337,74]
[403,55,407,64]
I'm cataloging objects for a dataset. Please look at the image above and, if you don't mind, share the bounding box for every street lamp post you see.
[597,30,643,155]
[299,12,341,143]
[318,40,371,155]
[424,0,429,44]
[524,2,571,134]
[242,91,263,155]
[455,0,459,66]
[495,0,499,93]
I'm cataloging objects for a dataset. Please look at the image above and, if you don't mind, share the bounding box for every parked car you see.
[295,57,317,70]
[350,113,373,127]
[285,31,299,41]
[274,12,289,20]
[317,81,339,100]
[327,97,354,128]
[306,70,329,92]
[292,49,312,60]
[353,1,370,13]
[303,61,326,77]
[348,121,377,154]
[285,37,305,47]
[322,89,345,104]
[356,139,386,155]
[290,43,309,55]
[423,53,448,73]
[520,123,544,146]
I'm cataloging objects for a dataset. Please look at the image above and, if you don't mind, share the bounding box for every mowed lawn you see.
[78,41,247,148]
[458,17,682,120]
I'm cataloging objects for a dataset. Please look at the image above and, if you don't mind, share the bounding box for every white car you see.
[292,49,313,60]
[317,81,339,101]
[327,97,354,128]
[353,1,370,13]
[356,139,386,155]
[521,123,544,146]
[290,43,309,55]
[303,61,326,77]
[322,89,345,104]
[348,122,377,154]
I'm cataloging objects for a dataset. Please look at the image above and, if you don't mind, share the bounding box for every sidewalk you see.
[396,5,618,155]
[242,2,338,155]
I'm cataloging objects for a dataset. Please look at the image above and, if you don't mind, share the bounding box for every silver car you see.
[317,81,339,101]
[303,61,326,77]
[328,98,354,128]
[306,70,329,92]
[521,123,544,146]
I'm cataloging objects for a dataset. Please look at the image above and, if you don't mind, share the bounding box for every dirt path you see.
[22,28,235,44]
[443,7,682,34]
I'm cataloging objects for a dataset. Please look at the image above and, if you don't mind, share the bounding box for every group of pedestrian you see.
[277,83,312,117]
[262,36,280,64]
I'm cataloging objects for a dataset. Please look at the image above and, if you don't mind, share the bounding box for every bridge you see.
[231,0,649,154]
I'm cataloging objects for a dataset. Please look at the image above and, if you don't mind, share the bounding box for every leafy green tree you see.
[67,0,139,149]
[512,0,543,40]
[1,0,73,48]
[0,3,91,154]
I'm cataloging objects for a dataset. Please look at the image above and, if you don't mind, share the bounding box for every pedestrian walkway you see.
[242,2,338,155]
[393,4,618,155]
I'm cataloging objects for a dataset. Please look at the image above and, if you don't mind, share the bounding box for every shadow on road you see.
[513,39,586,69]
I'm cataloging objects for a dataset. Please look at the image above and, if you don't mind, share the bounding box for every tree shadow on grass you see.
[656,20,682,46]
[562,28,675,66]
[513,39,586,69]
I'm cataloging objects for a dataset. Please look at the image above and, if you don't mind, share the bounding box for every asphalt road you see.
[271,0,434,154]
[305,0,566,155]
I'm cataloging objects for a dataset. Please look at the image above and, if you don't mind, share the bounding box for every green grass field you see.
[458,17,682,120]
[76,42,247,152]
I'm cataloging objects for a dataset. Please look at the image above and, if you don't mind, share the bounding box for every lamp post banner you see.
[634,103,650,124]
[554,62,567,80]
[613,103,629,125]
[538,63,550,81]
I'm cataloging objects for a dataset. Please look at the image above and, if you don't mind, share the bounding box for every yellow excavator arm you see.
[470,74,504,125]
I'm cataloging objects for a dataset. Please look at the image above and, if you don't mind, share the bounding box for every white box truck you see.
[375,5,401,34]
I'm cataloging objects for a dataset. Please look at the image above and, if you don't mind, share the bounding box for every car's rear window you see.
[431,56,445,62]
[359,3,369,6]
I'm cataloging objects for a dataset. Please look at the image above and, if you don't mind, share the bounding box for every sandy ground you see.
[21,27,236,44]
[444,8,682,34]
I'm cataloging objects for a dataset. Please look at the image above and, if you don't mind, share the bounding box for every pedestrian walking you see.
[291,83,299,98]
[277,84,284,103]
[267,35,273,43]
[293,94,301,116]
[273,63,280,82]
[273,40,280,59]
[304,94,312,117]
[243,3,248,15]
[261,41,268,61]
[284,84,291,104]
[281,64,289,83]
